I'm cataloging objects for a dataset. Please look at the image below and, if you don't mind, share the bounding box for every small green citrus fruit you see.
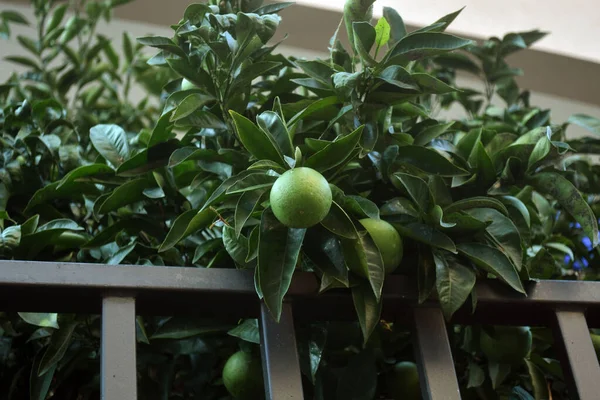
[269,167,332,228]
[358,218,403,274]
[480,326,532,364]
[222,351,264,400]
[386,361,421,400]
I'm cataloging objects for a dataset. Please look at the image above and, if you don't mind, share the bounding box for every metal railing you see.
[1,260,600,399]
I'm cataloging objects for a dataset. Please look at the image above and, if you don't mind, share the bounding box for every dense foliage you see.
[1,0,600,398]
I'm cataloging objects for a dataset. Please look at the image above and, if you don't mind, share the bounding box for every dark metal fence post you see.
[552,309,600,400]
[101,296,137,400]
[260,302,304,400]
[413,307,462,400]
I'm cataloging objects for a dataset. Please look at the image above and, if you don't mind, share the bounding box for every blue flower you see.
[564,255,571,264]
[582,237,593,251]
[582,258,589,267]
[573,260,583,270]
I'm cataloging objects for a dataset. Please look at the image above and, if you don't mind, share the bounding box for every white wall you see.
[1,1,599,140]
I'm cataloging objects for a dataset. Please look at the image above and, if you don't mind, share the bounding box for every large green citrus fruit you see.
[222,351,264,400]
[480,326,532,364]
[181,78,196,91]
[358,218,403,274]
[386,361,421,400]
[269,167,332,228]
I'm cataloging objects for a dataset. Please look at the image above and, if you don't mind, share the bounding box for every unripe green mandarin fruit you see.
[222,351,264,400]
[358,218,403,274]
[480,326,532,365]
[270,167,333,228]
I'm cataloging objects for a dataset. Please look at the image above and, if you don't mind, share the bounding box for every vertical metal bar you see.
[101,296,137,400]
[412,307,461,400]
[259,303,304,400]
[553,309,600,400]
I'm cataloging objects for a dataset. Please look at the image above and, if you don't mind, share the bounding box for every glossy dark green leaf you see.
[235,189,265,238]
[96,178,151,215]
[395,146,469,176]
[386,32,473,65]
[524,359,550,400]
[38,320,78,376]
[288,96,340,127]
[382,7,407,45]
[434,252,476,320]
[258,209,306,321]
[230,110,284,164]
[24,181,99,214]
[148,111,176,147]
[183,3,210,24]
[321,201,358,239]
[393,222,457,253]
[228,319,260,344]
[137,36,186,57]
[501,196,531,228]
[170,93,215,122]
[343,195,380,220]
[106,241,136,265]
[5,55,39,69]
[257,111,293,157]
[30,350,57,400]
[159,208,217,252]
[527,172,599,247]
[352,281,381,343]
[226,173,277,194]
[90,124,130,167]
[444,197,509,216]
[342,233,385,299]
[413,121,455,146]
[352,22,376,65]
[418,246,436,303]
[392,173,435,214]
[56,164,115,189]
[527,135,551,171]
[467,208,523,270]
[457,243,525,293]
[305,126,363,172]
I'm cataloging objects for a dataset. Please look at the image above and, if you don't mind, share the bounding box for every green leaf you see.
[352,281,382,343]
[97,178,152,215]
[159,208,217,252]
[386,32,473,65]
[0,225,21,251]
[501,196,531,228]
[258,209,306,321]
[18,313,59,329]
[527,172,599,247]
[183,3,210,24]
[382,7,407,45]
[527,136,551,171]
[137,36,186,57]
[90,124,130,167]
[352,22,376,65]
[226,173,277,194]
[444,197,509,216]
[524,359,550,400]
[489,361,511,389]
[305,126,363,172]
[57,164,115,189]
[568,114,600,135]
[148,111,176,147]
[342,233,385,300]
[374,17,391,49]
[21,215,39,236]
[38,320,78,376]
[395,146,469,176]
[1,10,29,25]
[343,195,380,220]
[30,349,57,400]
[288,96,340,127]
[392,173,434,214]
[5,55,40,69]
[321,201,358,239]
[336,348,377,400]
[457,243,525,294]
[106,242,136,265]
[392,222,457,253]
[170,93,215,122]
[235,189,265,238]
[412,73,457,94]
[467,208,523,270]
[434,252,476,320]
[230,110,284,164]
[257,111,293,158]
[228,319,260,344]
[223,225,253,267]
[413,121,455,146]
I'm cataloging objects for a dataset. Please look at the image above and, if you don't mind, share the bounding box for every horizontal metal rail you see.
[1,261,600,326]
